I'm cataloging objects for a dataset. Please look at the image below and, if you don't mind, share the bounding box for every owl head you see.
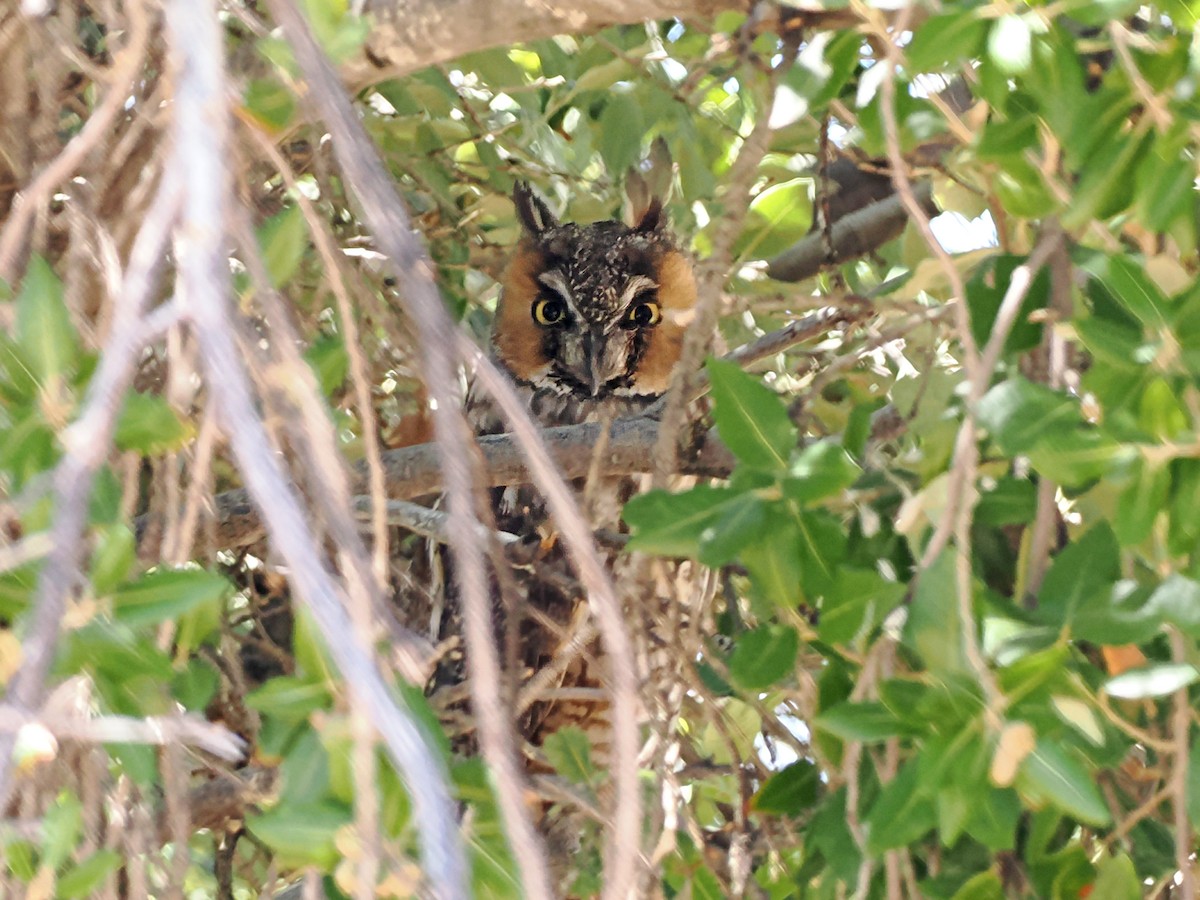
[492,182,697,401]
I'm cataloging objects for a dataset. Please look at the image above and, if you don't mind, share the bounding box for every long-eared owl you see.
[428,181,700,769]
[468,181,697,435]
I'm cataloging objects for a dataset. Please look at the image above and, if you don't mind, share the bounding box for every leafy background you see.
[1,0,1200,897]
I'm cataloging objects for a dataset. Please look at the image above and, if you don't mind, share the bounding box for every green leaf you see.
[737,178,814,259]
[56,850,122,899]
[17,255,79,383]
[977,378,1081,455]
[795,509,845,599]
[1079,253,1171,329]
[110,567,231,629]
[257,205,308,289]
[906,11,988,72]
[1144,574,1200,636]
[707,358,796,470]
[624,485,739,558]
[41,792,83,871]
[1036,523,1120,631]
[1139,378,1189,440]
[728,625,799,691]
[950,871,1005,900]
[543,727,596,788]
[819,567,903,645]
[740,516,804,610]
[784,440,860,504]
[1025,427,1127,486]
[865,761,936,854]
[246,676,332,722]
[242,77,295,132]
[967,256,1049,356]
[901,550,970,679]
[1088,853,1141,900]
[279,727,331,806]
[993,156,1058,219]
[690,867,724,900]
[1105,663,1199,699]
[988,15,1033,75]
[1017,740,1111,826]
[247,800,351,868]
[597,91,644,175]
[114,391,192,454]
[975,477,1037,526]
[751,759,820,815]
[88,523,135,596]
[305,333,349,396]
[697,490,767,567]
[816,701,916,743]
[1114,457,1169,546]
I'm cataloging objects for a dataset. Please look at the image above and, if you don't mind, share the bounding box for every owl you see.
[467,181,697,436]
[426,181,700,760]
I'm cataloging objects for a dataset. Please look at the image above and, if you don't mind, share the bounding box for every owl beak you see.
[584,331,605,397]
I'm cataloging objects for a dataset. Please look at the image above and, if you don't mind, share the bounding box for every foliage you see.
[2,0,1200,896]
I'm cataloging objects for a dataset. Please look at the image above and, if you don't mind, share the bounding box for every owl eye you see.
[532,296,567,326]
[624,299,661,328]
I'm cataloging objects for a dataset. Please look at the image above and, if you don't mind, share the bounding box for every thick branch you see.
[161,417,734,555]
[765,182,938,282]
[350,0,740,85]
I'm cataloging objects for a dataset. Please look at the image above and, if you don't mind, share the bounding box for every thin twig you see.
[0,0,154,282]
[1170,628,1195,898]
[466,347,643,900]
[0,707,246,761]
[652,71,777,485]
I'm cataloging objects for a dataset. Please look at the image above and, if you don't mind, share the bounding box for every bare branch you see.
[765,183,937,282]
[0,707,246,762]
[349,0,741,86]
[0,0,155,283]
[160,416,735,557]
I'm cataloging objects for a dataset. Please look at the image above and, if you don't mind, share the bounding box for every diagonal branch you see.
[165,2,466,894]
[262,2,554,896]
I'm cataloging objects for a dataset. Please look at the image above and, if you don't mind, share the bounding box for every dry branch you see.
[147,415,736,556]
[765,183,938,282]
[350,0,740,85]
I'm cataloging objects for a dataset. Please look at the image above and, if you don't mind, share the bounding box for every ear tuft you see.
[635,196,665,233]
[512,181,559,237]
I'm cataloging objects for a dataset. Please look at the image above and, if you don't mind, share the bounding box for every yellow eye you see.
[625,300,661,328]
[532,297,567,326]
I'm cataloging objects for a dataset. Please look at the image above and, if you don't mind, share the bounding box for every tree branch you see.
[348,0,742,86]
[765,183,938,282]
[145,416,736,556]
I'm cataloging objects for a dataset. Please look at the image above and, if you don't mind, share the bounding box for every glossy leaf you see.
[1105,663,1199,699]
[16,255,79,383]
[110,567,231,630]
[114,392,192,455]
[751,759,820,815]
[1017,741,1111,826]
[707,358,796,470]
[729,624,799,691]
